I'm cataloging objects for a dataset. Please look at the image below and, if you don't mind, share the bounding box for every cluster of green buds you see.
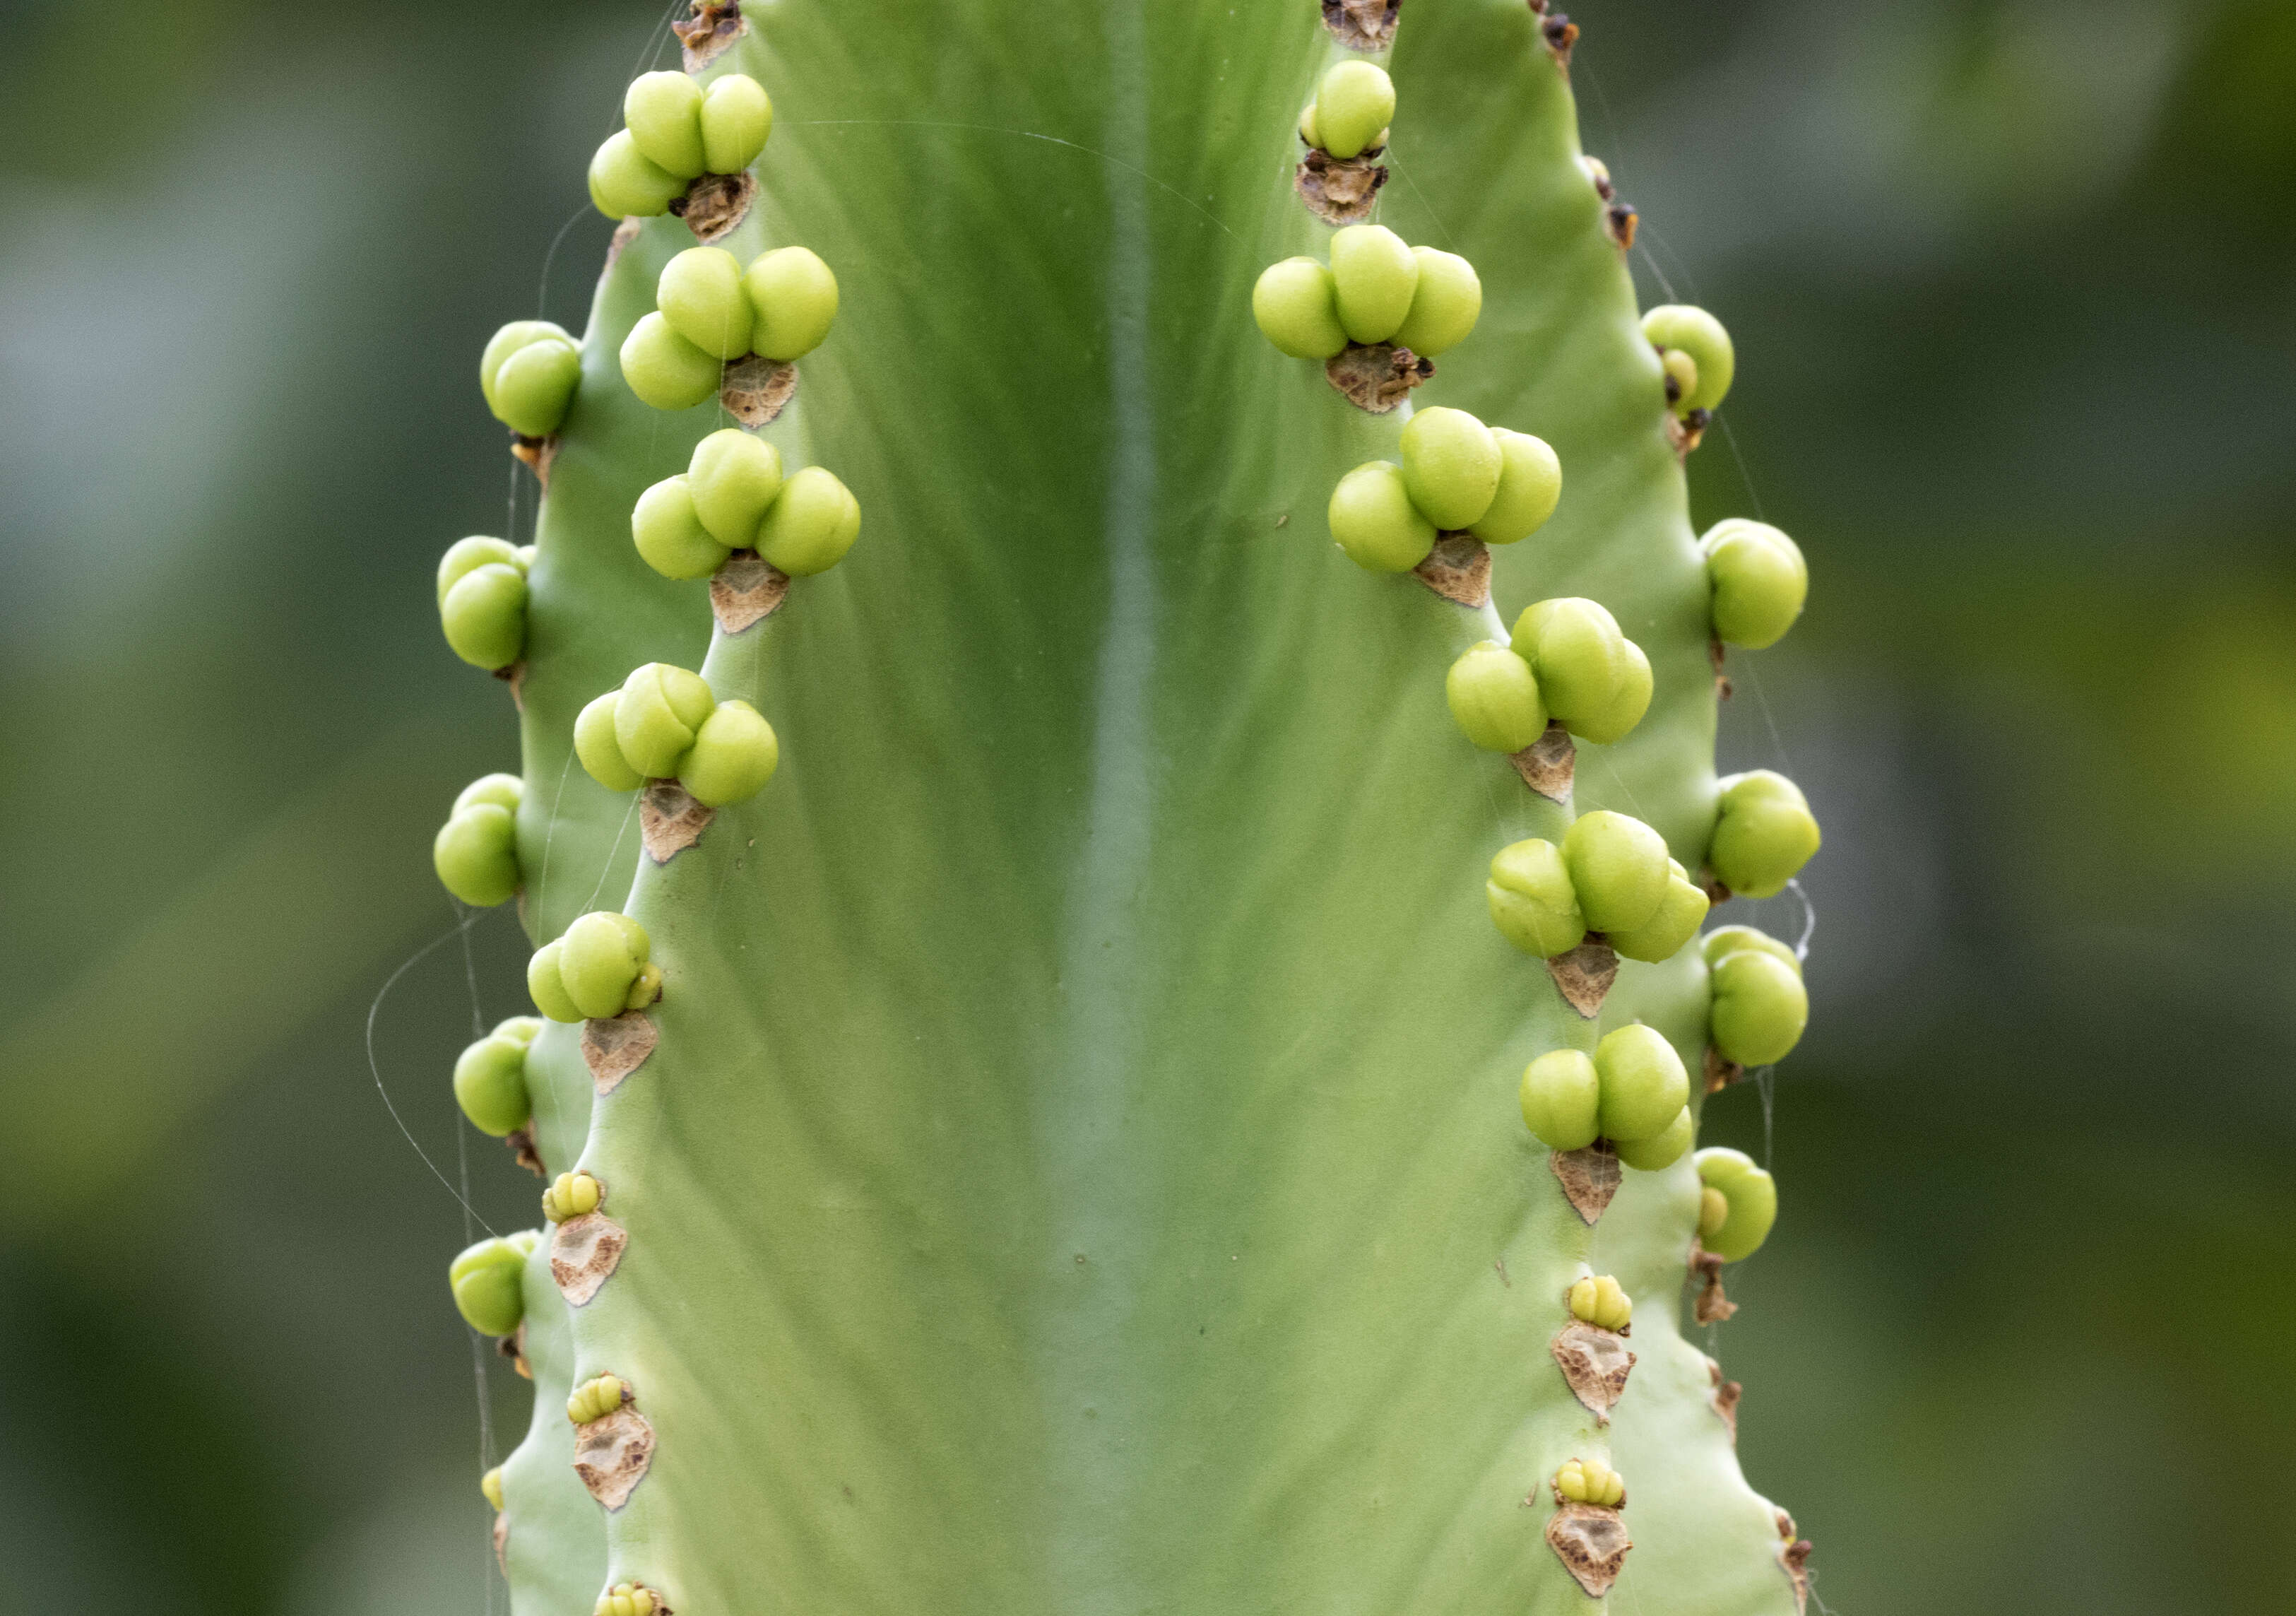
[588,70,772,218]
[480,321,582,440]
[1566,1273,1632,1332]
[1253,229,1481,362]
[480,1466,504,1511]
[1701,926,1807,1068]
[529,912,661,1023]
[1708,770,1821,899]
[1298,59,1394,158]
[453,1015,543,1137]
[1447,597,1651,752]
[622,244,839,410]
[575,663,781,806]
[1327,408,1561,572]
[1520,1024,1693,1169]
[543,1169,605,1224]
[449,1229,539,1336]
[1702,519,1806,649]
[1695,1148,1777,1261]
[1641,304,1734,420]
[436,536,534,672]
[433,773,525,907]
[567,1372,629,1425]
[633,428,861,579]
[593,1583,661,1616]
[1486,811,1709,964]
[1554,1456,1626,1508]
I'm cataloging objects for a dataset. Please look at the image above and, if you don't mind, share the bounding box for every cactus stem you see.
[1703,1044,1746,1092]
[1549,1142,1620,1222]
[670,170,758,244]
[550,1212,629,1307]
[581,1011,660,1095]
[1543,937,1619,1016]
[1323,341,1432,411]
[673,0,746,71]
[639,781,716,863]
[573,1405,657,1511]
[707,552,790,633]
[1320,0,1397,52]
[1295,148,1388,225]
[1545,1502,1631,1597]
[1509,719,1576,803]
[718,355,799,427]
[1690,1246,1739,1323]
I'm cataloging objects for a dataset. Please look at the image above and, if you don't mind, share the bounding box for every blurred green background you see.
[1,0,2289,1610]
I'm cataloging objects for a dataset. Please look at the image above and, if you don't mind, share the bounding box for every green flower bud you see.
[543,1169,604,1222]
[1700,924,1801,977]
[1567,1273,1631,1331]
[455,772,523,815]
[699,73,771,172]
[1445,641,1547,753]
[480,321,577,419]
[1511,597,1631,736]
[1400,406,1500,531]
[454,1028,534,1136]
[616,663,716,778]
[449,1231,537,1335]
[575,690,644,792]
[1709,948,1807,1067]
[1659,346,1698,404]
[1326,461,1436,572]
[1640,304,1734,413]
[1605,863,1709,964]
[1562,810,1670,934]
[434,801,521,907]
[1296,102,1321,147]
[1486,838,1587,958]
[1702,518,1807,649]
[1390,247,1481,358]
[596,1583,661,1616]
[1613,1104,1693,1171]
[1467,429,1561,545]
[1594,1022,1689,1143]
[1313,59,1395,159]
[632,476,733,582]
[441,562,528,671]
[1555,1457,1625,1508]
[658,246,752,361]
[567,1372,627,1424]
[689,428,784,547]
[437,536,524,605]
[491,336,581,438]
[588,129,686,219]
[1698,1184,1728,1239]
[757,464,862,576]
[496,1013,543,1045]
[1695,1147,1777,1261]
[1567,637,1652,747]
[678,699,779,807]
[1709,770,1820,899]
[1329,224,1419,346]
[560,910,652,1020]
[1520,1048,1599,1150]
[480,1466,504,1511]
[1251,256,1348,360]
[742,246,840,362]
[624,70,707,179]
[528,939,583,1023]
[620,312,723,411]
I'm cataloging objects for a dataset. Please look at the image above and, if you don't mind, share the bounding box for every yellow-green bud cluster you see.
[621,245,840,410]
[1701,518,1806,649]
[1486,812,1707,964]
[1298,59,1394,160]
[1701,926,1807,1067]
[448,1229,538,1335]
[594,1583,661,1616]
[588,70,772,218]
[1520,1024,1693,1167]
[1695,1148,1777,1261]
[1641,304,1734,416]
[436,536,533,672]
[1253,232,1481,360]
[574,663,781,807]
[433,774,524,907]
[1508,598,1650,745]
[634,429,861,580]
[1708,770,1820,899]
[567,1372,628,1425]
[542,1169,604,1224]
[480,1466,504,1511]
[1566,1273,1632,1331]
[454,1015,543,1137]
[480,321,581,438]
[1554,1456,1625,1507]
[529,912,661,1023]
[1327,411,1559,572]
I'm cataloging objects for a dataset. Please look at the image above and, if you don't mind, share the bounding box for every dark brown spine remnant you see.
[1604,201,1638,250]
[1544,938,1619,1017]
[573,1407,657,1511]
[1545,1502,1631,1597]
[1549,1319,1635,1420]
[1412,534,1491,606]
[583,1010,661,1095]
[1549,1143,1621,1223]
[1321,0,1400,52]
[640,781,716,863]
[672,0,747,70]
[709,551,791,633]
[1324,342,1433,413]
[1541,11,1579,64]
[673,170,759,244]
[1667,406,1711,456]
[1689,1245,1738,1323]
[1296,148,1389,225]
[551,1213,630,1307]
[1703,1044,1745,1094]
[720,355,800,428]
[1510,720,1576,804]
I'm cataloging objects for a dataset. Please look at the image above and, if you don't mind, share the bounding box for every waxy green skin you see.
[475,3,1804,1612]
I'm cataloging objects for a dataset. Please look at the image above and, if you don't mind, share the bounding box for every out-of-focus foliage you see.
[0,0,2287,1611]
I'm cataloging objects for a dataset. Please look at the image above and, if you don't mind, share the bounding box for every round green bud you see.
[1562,809,1670,935]
[480,1466,505,1511]
[1252,256,1348,360]
[1486,838,1587,958]
[1390,247,1481,358]
[1640,304,1734,413]
[1519,1049,1600,1151]
[574,690,644,792]
[437,536,524,606]
[454,1031,533,1136]
[1329,224,1419,346]
[616,662,717,779]
[441,563,528,671]
[1325,461,1434,572]
[455,772,523,816]
[527,938,583,1023]
[658,246,752,361]
[545,1169,605,1222]
[1568,636,1652,747]
[625,70,707,179]
[1709,948,1808,1067]
[1297,102,1321,146]
[480,321,576,412]
[620,312,723,411]
[678,699,779,807]
[1568,1273,1632,1331]
[1467,429,1562,545]
[699,73,771,172]
[1605,865,1709,964]
[1510,596,1628,734]
[1696,1147,1777,1261]
[449,1231,536,1335]
[1445,641,1547,753]
[588,129,686,219]
[1613,1104,1693,1171]
[1702,518,1807,649]
[491,337,581,437]
[757,465,861,576]
[632,476,732,582]
[1700,924,1801,978]
[1313,59,1395,159]
[1660,346,1698,404]
[1698,1184,1729,1239]
[689,429,784,547]
[494,1014,543,1046]
[434,801,521,908]
[1400,406,1501,531]
[1594,1022,1689,1143]
[560,911,649,1021]
[742,247,840,362]
[1710,770,1820,899]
